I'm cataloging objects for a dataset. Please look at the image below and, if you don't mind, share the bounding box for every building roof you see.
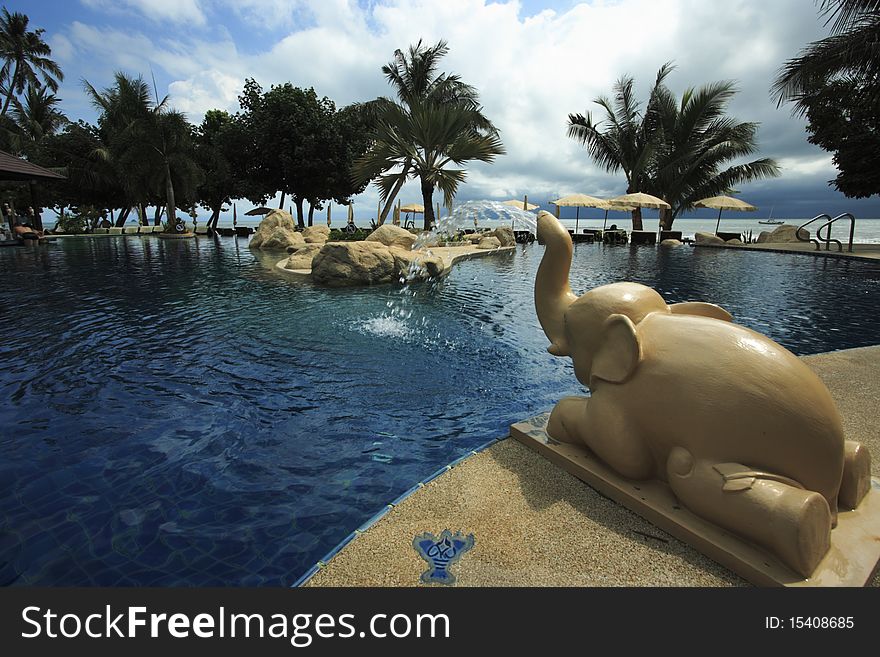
[0,149,66,182]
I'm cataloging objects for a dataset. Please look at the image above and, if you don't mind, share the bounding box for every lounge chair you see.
[108,227,123,235]
[123,225,140,235]
[93,228,109,235]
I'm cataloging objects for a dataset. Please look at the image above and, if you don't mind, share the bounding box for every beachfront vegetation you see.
[353,40,504,230]
[568,64,779,230]
[0,8,63,117]
[773,0,880,198]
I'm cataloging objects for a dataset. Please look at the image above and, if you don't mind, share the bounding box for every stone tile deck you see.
[697,241,880,261]
[306,345,880,587]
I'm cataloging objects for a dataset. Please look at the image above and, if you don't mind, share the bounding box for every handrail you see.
[796,214,832,247]
[814,213,855,253]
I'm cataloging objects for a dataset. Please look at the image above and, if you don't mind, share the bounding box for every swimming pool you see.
[1,237,879,585]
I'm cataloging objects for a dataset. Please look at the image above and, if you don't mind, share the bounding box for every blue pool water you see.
[1,237,879,586]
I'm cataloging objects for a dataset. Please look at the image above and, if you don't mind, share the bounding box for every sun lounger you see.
[93,228,109,234]
[140,225,159,234]
[123,226,140,234]
[108,227,123,235]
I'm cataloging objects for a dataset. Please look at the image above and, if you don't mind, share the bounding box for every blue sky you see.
[8,0,880,219]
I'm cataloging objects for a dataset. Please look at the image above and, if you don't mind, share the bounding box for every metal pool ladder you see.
[796,213,855,252]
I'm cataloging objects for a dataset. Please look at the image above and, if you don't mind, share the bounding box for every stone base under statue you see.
[510,413,880,587]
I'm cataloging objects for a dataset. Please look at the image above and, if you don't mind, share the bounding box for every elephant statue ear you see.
[668,302,733,322]
[591,314,641,384]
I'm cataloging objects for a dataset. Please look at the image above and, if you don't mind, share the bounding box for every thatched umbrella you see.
[399,203,423,229]
[502,196,539,211]
[694,195,758,235]
[550,194,609,233]
[606,192,670,230]
[245,206,273,216]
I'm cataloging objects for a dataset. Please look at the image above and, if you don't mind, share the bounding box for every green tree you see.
[0,8,63,116]
[354,97,504,230]
[567,66,672,230]
[193,109,248,229]
[85,72,201,229]
[237,79,359,227]
[772,1,880,112]
[797,77,880,197]
[647,79,780,228]
[11,84,67,142]
[569,65,779,230]
[355,40,503,230]
[773,1,880,198]
[368,40,492,224]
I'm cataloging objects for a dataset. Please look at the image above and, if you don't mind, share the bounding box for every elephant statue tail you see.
[535,211,577,356]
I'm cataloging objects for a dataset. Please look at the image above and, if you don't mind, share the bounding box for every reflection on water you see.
[0,236,879,585]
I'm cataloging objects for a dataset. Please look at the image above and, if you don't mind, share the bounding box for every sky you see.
[9,0,880,219]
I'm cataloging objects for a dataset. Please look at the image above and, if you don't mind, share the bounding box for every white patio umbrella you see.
[694,195,758,235]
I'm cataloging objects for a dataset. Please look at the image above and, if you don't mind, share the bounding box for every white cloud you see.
[80,0,206,25]
[57,0,860,214]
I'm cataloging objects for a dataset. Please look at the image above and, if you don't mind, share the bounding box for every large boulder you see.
[250,210,304,250]
[310,242,397,287]
[302,224,331,244]
[284,243,323,270]
[389,247,445,281]
[477,236,502,250]
[464,232,485,244]
[694,231,725,245]
[726,238,744,245]
[489,226,515,247]
[365,224,417,249]
[756,224,810,243]
[660,239,682,247]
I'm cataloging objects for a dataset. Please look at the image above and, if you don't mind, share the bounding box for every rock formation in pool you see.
[533,210,872,579]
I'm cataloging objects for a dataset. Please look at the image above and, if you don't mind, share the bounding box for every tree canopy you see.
[773,0,880,198]
[569,64,779,229]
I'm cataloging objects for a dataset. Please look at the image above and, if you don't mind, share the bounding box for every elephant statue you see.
[534,211,871,578]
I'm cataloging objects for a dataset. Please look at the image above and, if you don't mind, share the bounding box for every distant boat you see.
[758,206,782,225]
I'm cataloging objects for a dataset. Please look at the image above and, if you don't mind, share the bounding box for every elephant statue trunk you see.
[531,210,872,578]
[535,211,577,356]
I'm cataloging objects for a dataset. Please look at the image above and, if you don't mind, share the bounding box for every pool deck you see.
[305,345,880,587]
[696,241,880,261]
[274,243,516,281]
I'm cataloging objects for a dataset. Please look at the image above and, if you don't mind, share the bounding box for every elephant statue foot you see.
[666,447,832,578]
[532,210,873,579]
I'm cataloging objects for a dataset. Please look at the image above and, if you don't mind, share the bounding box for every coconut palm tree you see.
[354,98,504,230]
[569,64,779,230]
[567,64,674,230]
[0,9,63,116]
[647,80,780,228]
[366,40,498,225]
[772,0,880,113]
[11,84,67,142]
[84,72,200,229]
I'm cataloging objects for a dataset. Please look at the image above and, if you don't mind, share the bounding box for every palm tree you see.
[772,1,880,113]
[365,40,498,225]
[354,98,504,230]
[0,9,63,116]
[84,72,200,228]
[11,84,67,142]
[567,65,673,230]
[569,64,779,230]
[648,80,780,228]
